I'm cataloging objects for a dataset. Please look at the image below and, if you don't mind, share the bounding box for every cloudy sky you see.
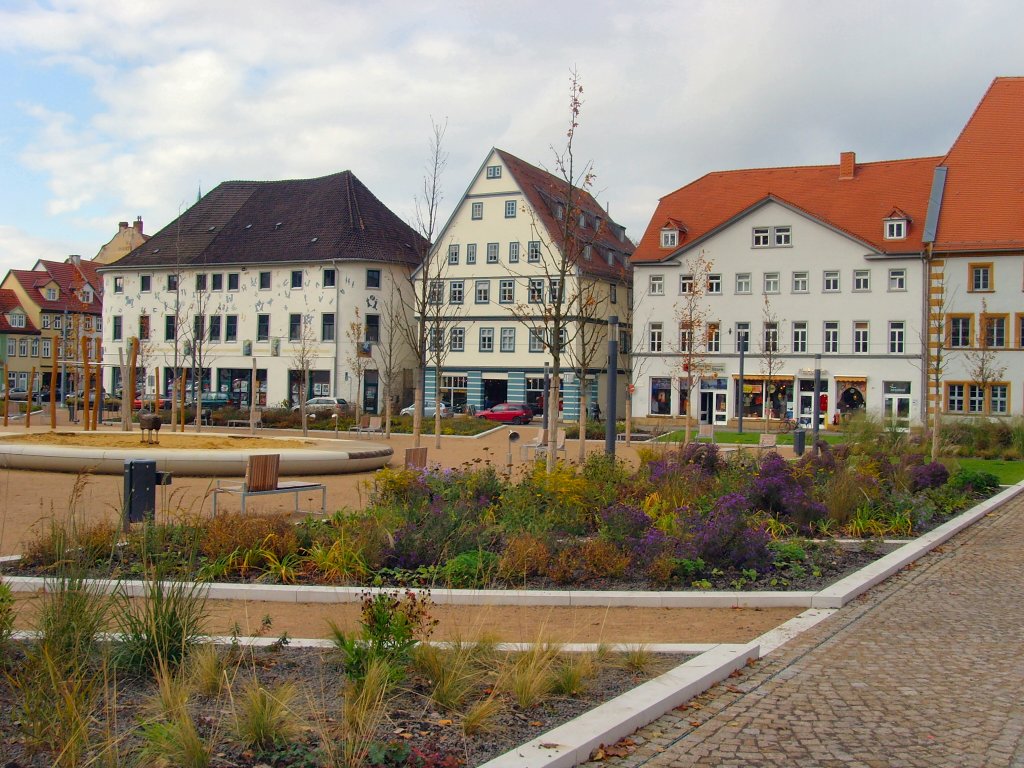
[1,0,1022,272]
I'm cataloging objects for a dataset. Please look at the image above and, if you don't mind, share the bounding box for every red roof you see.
[496,149,634,278]
[932,77,1024,252]
[632,156,939,263]
[9,261,101,315]
[0,289,39,334]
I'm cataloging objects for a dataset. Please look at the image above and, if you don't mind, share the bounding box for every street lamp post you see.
[737,331,748,434]
[812,353,822,454]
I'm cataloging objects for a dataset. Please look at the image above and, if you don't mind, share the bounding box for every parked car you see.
[133,394,172,410]
[8,388,29,401]
[65,390,119,407]
[400,401,452,418]
[292,396,350,414]
[476,403,534,424]
[184,392,232,409]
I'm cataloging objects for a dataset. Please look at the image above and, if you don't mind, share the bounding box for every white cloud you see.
[0,225,75,273]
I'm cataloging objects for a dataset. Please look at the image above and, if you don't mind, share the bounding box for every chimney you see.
[839,151,856,180]
[118,221,129,230]
[134,216,144,235]
[69,254,81,266]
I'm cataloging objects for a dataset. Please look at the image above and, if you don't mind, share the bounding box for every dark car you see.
[184,392,232,409]
[477,402,534,425]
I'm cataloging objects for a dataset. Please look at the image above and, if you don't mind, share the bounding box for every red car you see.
[477,403,533,425]
[133,394,172,410]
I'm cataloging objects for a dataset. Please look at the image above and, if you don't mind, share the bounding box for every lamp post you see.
[812,353,822,454]
[737,330,748,434]
[605,316,618,456]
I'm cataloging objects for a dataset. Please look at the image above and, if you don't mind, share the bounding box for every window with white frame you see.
[660,230,678,248]
[528,278,544,303]
[319,270,332,289]
[428,327,442,352]
[6,339,14,357]
[449,281,464,304]
[824,321,839,353]
[949,316,972,348]
[649,322,663,352]
[9,313,25,328]
[792,321,807,353]
[499,279,514,304]
[823,271,840,292]
[853,321,869,353]
[889,321,905,353]
[763,272,780,294]
[41,339,50,358]
[527,241,541,262]
[885,219,907,240]
[479,328,494,352]
[736,273,751,294]
[947,383,964,411]
[18,339,27,356]
[549,278,562,304]
[30,338,39,357]
[211,273,223,291]
[486,242,499,263]
[471,202,483,220]
[41,314,50,329]
[763,321,779,352]
[888,268,906,291]
[429,280,444,305]
[735,322,750,351]
[45,287,57,301]
[649,275,664,296]
[679,274,693,294]
[792,271,809,293]
[500,327,515,352]
[509,242,520,263]
[475,280,490,304]
[679,324,692,352]
[707,274,722,294]
[529,329,544,352]
[968,384,985,413]
[113,277,124,294]
[466,243,477,264]
[774,226,792,246]
[504,200,517,218]
[449,327,465,352]
[853,270,871,291]
[970,263,992,292]
[752,227,770,247]
[486,165,501,179]
[991,384,1008,414]
[707,322,720,352]
[985,316,1007,348]
[448,244,459,264]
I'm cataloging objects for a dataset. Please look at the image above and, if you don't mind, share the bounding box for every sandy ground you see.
[0,414,796,644]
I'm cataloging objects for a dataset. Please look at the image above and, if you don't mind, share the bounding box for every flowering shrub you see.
[679,493,771,571]
[746,453,826,531]
[908,461,950,492]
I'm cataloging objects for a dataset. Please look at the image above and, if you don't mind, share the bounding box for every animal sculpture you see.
[138,410,162,444]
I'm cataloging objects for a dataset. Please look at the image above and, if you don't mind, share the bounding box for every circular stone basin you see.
[0,432,392,476]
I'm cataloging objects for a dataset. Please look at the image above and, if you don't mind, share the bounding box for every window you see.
[679,274,693,294]
[763,322,778,352]
[366,269,381,289]
[853,270,871,292]
[579,212,587,228]
[54,316,62,330]
[165,315,176,342]
[45,287,57,300]
[112,316,123,341]
[322,313,335,342]
[290,270,303,289]
[450,281,464,304]
[479,328,494,352]
[707,323,720,353]
[968,385,985,413]
[970,263,992,292]
[885,219,907,240]
[707,274,722,294]
[486,165,501,179]
[257,314,270,341]
[774,226,792,246]
[529,329,544,352]
[505,200,517,218]
[888,268,906,291]
[259,271,271,290]
[141,274,152,292]
[193,315,205,341]
[792,271,809,293]
[527,241,541,263]
[500,327,515,352]
[824,321,839,353]
[984,315,1007,348]
[5,339,13,358]
[466,243,477,264]
[991,385,1008,414]
[529,278,544,303]
[427,327,442,352]
[211,273,223,291]
[322,269,335,288]
[649,322,663,352]
[208,315,221,342]
[649,275,664,296]
[499,279,514,304]
[429,281,444,305]
[853,321,869,353]
[610,283,617,304]
[167,274,178,291]
[549,278,562,304]
[509,242,520,263]
[471,202,483,220]
[18,340,27,356]
[888,321,905,353]
[41,315,50,329]
[139,315,150,341]
[792,321,808,353]
[85,316,93,331]
[288,314,302,341]
[9,313,25,329]
[30,338,39,357]
[475,280,490,304]
[41,339,50,358]
[449,327,465,352]
[486,242,499,263]
[226,315,238,342]
[679,324,692,352]
[660,230,678,248]
[365,314,380,343]
[735,322,750,351]
[448,244,459,264]
[763,272,780,294]
[823,271,840,292]
[949,316,972,348]
[736,273,751,294]
[947,383,964,412]
[752,227,770,247]
[113,277,124,294]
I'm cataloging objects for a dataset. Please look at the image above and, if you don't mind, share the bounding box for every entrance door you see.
[883,394,911,431]
[364,371,379,414]
[797,392,825,428]
[699,392,712,424]
[713,392,728,425]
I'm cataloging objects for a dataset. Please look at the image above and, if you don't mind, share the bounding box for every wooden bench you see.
[212,454,326,516]
[695,424,715,443]
[404,446,428,469]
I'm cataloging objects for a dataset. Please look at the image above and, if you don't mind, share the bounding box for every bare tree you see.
[562,275,608,460]
[912,281,956,458]
[423,279,461,449]
[963,298,1007,416]
[374,277,408,437]
[290,312,319,437]
[758,293,785,433]
[617,284,651,448]
[345,309,374,427]
[673,250,714,444]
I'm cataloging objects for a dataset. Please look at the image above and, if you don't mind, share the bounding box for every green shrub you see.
[114,576,208,674]
[948,468,1000,497]
[442,549,499,587]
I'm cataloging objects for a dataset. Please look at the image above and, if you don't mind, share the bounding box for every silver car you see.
[400,401,451,418]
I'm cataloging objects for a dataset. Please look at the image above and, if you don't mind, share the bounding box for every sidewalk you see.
[587,491,1024,767]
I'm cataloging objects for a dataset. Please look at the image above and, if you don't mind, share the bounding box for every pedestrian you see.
[589,400,601,421]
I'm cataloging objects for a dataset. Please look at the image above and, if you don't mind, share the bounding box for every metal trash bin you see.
[124,460,171,526]
[792,429,807,457]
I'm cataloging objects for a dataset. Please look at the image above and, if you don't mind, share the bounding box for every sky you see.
[1,0,1023,273]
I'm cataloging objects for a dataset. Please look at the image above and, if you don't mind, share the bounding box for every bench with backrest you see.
[227,408,263,428]
[758,432,778,452]
[212,453,326,515]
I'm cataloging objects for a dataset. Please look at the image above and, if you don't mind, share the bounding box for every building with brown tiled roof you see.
[98,171,427,411]
[0,288,42,394]
[94,217,149,265]
[420,148,633,418]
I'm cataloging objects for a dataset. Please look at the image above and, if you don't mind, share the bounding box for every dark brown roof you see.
[495,149,634,280]
[107,171,428,270]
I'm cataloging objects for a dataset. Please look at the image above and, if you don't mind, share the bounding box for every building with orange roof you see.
[0,288,42,395]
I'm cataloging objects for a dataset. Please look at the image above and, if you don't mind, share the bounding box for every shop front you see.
[796,378,828,428]
[650,376,673,415]
[882,380,912,430]
[836,377,867,424]
[217,368,268,408]
[735,376,794,422]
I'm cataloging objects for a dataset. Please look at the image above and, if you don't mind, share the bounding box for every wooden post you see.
[153,365,159,413]
[25,367,36,428]
[250,356,257,435]
[49,339,58,428]
[91,368,100,431]
[179,376,186,432]
[81,335,91,431]
[1,362,7,426]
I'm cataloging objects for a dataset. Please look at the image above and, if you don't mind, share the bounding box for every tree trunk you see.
[576,388,587,462]
[546,374,560,472]
[412,367,423,449]
[624,389,633,448]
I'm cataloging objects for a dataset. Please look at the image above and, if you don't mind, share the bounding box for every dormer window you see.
[45,287,57,301]
[660,229,679,249]
[885,219,907,240]
[9,312,26,328]
[80,288,93,303]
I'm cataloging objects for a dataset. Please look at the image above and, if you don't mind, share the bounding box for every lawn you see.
[953,458,1024,485]
[657,428,845,446]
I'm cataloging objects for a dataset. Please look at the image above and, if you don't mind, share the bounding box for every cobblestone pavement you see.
[583,491,1024,768]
